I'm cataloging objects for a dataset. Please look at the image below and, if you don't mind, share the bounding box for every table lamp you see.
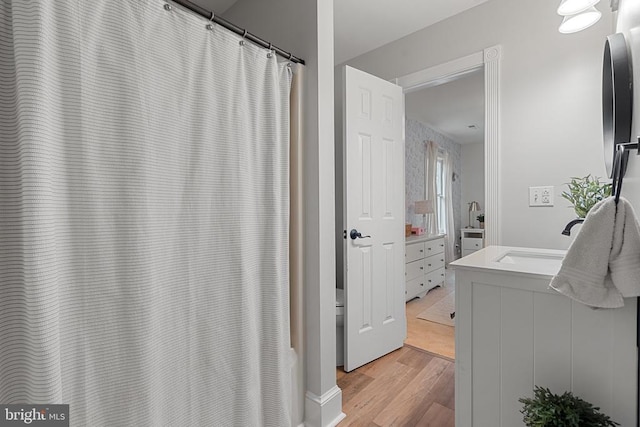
[468,201,480,228]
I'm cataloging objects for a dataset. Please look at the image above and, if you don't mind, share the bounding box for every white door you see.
[343,66,405,372]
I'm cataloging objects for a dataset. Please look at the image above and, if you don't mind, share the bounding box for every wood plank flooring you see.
[337,346,455,427]
[404,271,455,359]
[336,270,456,426]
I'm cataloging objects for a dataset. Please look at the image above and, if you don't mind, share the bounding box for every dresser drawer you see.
[424,253,445,273]
[405,276,429,301]
[462,237,483,251]
[425,268,445,289]
[405,259,424,281]
[405,242,426,263]
[425,238,445,256]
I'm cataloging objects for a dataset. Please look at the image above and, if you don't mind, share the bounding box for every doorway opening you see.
[404,66,485,359]
[335,46,501,426]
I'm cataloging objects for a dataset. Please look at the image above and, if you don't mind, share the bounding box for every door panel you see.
[343,66,405,371]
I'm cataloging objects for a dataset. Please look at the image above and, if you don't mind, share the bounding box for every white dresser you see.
[405,234,446,301]
[461,228,484,257]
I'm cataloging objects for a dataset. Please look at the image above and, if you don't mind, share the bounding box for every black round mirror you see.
[602,33,633,178]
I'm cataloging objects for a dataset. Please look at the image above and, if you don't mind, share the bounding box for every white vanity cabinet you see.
[405,234,445,301]
[451,246,637,427]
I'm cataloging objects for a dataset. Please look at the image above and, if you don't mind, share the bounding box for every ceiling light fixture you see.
[558,6,602,33]
[557,0,600,15]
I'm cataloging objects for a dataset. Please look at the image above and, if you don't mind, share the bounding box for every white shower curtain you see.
[0,1,292,426]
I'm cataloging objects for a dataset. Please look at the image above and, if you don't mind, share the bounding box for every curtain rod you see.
[169,0,305,65]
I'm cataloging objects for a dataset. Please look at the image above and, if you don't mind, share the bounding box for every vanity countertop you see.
[450,245,566,279]
[405,233,445,244]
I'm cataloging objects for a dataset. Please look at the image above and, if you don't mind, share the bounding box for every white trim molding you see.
[394,51,484,92]
[304,386,346,427]
[483,45,501,247]
[394,45,502,246]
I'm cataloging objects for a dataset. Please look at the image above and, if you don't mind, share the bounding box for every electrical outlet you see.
[529,186,554,207]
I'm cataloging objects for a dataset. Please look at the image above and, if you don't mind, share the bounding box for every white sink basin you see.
[495,250,564,270]
[451,246,567,278]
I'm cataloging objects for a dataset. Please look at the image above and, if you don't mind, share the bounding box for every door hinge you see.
[343,230,347,239]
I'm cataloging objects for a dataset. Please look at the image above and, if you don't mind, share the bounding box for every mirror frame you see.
[602,33,633,177]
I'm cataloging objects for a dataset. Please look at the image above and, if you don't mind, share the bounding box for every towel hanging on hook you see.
[562,137,639,236]
[612,139,639,204]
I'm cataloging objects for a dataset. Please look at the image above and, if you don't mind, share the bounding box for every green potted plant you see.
[476,214,484,229]
[561,175,612,218]
[519,386,619,427]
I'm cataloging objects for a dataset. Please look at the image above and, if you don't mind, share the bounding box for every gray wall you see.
[341,0,614,250]
[461,142,485,229]
[615,2,640,212]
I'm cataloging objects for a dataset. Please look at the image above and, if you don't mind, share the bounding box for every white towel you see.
[550,196,640,308]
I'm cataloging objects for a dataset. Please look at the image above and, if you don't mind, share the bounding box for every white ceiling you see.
[406,69,485,145]
[194,0,488,64]
[191,0,487,146]
[333,0,488,64]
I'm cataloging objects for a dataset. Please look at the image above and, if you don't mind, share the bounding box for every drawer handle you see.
[427,247,432,251]
[420,283,424,287]
[428,264,432,267]
[420,266,424,270]
[419,249,423,253]
[440,244,444,247]
[440,259,444,262]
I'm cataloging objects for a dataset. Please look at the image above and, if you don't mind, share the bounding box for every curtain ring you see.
[163,3,172,11]
[267,43,274,58]
[206,12,215,31]
[239,30,247,46]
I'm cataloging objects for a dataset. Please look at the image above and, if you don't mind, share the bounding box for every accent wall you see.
[405,118,462,255]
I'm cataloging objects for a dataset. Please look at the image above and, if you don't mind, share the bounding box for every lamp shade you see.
[414,200,433,215]
[558,6,601,33]
[468,201,480,212]
[557,0,600,15]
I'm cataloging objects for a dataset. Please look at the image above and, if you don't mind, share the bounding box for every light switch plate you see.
[529,186,554,207]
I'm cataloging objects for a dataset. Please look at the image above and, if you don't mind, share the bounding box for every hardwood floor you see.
[337,345,455,427]
[404,270,455,359]
[336,270,456,426]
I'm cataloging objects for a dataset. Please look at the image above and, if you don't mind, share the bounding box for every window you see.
[435,155,446,234]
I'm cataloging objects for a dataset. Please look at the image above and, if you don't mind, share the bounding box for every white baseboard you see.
[304,385,346,427]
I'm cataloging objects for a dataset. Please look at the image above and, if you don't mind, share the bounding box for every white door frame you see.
[392,45,502,246]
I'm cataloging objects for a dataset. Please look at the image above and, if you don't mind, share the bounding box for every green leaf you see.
[520,386,619,426]
[561,175,611,218]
